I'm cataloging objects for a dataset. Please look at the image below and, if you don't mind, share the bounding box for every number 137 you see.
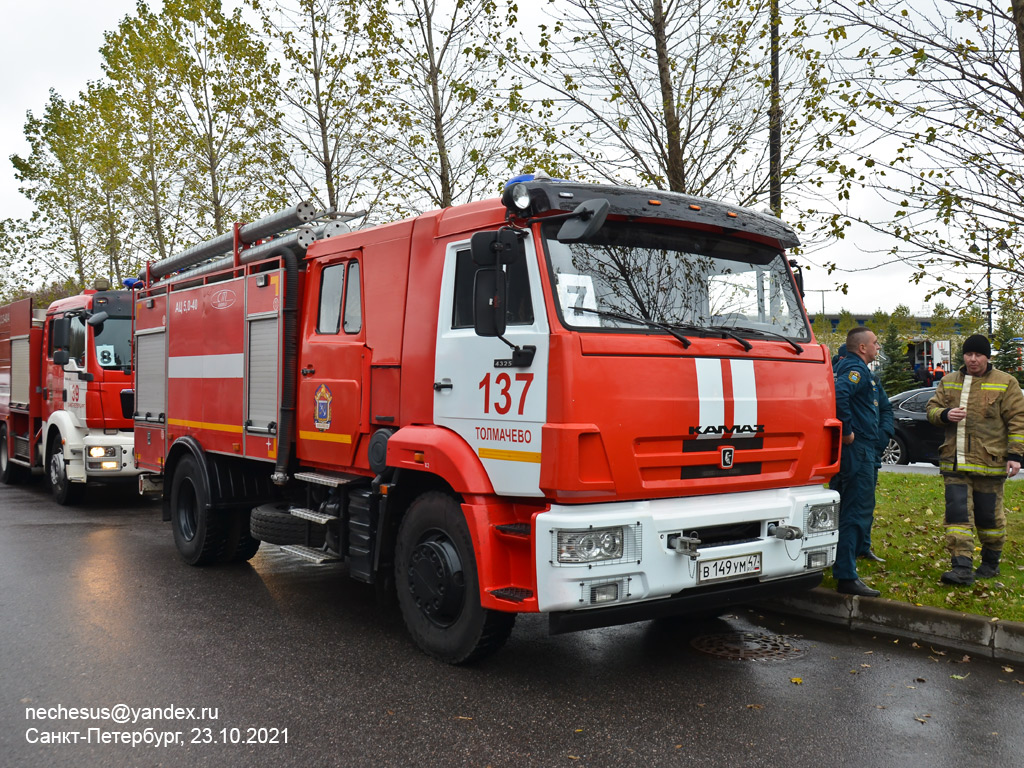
[478,372,534,415]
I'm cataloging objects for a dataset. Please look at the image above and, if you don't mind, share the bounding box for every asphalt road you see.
[2,479,1022,768]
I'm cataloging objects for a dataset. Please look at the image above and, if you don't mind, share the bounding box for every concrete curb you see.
[755,587,1024,663]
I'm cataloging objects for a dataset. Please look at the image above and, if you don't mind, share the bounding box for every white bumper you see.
[76,433,139,480]
[534,485,839,612]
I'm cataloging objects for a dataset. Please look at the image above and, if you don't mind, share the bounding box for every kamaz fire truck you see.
[0,284,138,502]
[134,179,842,663]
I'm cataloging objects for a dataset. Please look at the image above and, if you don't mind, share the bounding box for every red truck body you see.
[135,180,841,662]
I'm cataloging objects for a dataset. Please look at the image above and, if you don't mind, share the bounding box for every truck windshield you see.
[543,221,810,342]
[93,317,133,370]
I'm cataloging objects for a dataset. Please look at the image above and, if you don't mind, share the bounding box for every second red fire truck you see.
[132,178,842,662]
[0,284,138,502]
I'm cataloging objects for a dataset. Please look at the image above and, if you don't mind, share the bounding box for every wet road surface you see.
[2,479,1022,767]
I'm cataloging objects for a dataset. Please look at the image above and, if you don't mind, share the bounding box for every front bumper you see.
[82,434,139,477]
[534,485,838,614]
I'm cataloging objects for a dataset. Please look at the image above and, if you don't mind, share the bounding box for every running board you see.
[278,545,342,564]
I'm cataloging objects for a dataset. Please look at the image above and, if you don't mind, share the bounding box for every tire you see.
[249,503,327,547]
[395,491,515,664]
[0,426,30,484]
[170,454,225,565]
[881,435,909,466]
[222,508,262,563]
[48,435,83,505]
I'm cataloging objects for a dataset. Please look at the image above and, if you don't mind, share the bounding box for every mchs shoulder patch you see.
[848,371,861,384]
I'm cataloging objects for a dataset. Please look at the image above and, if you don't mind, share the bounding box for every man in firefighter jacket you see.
[832,326,883,597]
[926,334,1024,585]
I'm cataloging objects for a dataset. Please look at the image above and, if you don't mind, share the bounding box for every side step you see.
[288,506,337,525]
[278,545,342,564]
[293,471,362,488]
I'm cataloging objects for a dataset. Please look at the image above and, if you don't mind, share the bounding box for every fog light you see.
[806,550,829,569]
[591,583,619,604]
[557,527,625,563]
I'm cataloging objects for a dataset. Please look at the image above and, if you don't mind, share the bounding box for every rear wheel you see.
[0,426,30,484]
[881,435,909,465]
[48,435,82,505]
[222,508,261,563]
[395,491,515,664]
[170,454,224,565]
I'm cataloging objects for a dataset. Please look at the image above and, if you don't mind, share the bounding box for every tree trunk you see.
[652,0,685,192]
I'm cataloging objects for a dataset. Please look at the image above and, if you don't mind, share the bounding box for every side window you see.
[47,319,56,359]
[317,263,345,334]
[68,316,87,367]
[451,246,534,329]
[901,391,930,413]
[343,261,361,334]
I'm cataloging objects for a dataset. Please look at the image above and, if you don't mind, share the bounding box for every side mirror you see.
[788,259,804,297]
[87,311,109,327]
[53,349,70,366]
[556,199,609,242]
[473,267,507,338]
[471,228,523,266]
[52,316,70,349]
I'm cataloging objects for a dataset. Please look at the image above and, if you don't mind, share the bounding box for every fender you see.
[386,425,494,496]
[45,411,88,483]
[161,436,211,522]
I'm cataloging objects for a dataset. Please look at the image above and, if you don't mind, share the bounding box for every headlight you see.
[88,446,116,458]
[557,527,624,563]
[805,502,839,533]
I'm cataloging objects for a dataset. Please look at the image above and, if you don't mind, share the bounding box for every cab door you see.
[296,254,365,469]
[432,236,549,497]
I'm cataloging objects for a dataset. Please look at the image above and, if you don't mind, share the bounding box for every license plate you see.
[697,553,762,584]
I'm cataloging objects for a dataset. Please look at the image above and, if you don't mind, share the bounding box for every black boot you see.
[941,556,975,585]
[976,549,1001,579]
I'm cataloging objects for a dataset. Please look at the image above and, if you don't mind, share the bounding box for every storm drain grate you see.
[690,632,805,661]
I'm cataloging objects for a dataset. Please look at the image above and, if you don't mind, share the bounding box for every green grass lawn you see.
[821,471,1024,622]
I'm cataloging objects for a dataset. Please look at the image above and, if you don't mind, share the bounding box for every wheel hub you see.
[408,534,465,627]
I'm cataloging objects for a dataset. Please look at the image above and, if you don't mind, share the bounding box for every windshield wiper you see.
[729,325,804,354]
[705,325,753,352]
[569,306,693,349]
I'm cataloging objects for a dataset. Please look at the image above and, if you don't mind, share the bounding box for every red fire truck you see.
[0,284,138,502]
[134,179,841,663]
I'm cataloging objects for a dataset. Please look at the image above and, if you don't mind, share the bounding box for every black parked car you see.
[881,386,944,465]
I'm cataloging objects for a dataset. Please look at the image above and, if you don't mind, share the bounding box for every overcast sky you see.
[0,0,947,319]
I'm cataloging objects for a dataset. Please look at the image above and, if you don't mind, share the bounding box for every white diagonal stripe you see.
[695,358,724,439]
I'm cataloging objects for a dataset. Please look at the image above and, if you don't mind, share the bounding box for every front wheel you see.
[170,454,224,565]
[881,435,909,466]
[48,436,82,505]
[395,491,515,664]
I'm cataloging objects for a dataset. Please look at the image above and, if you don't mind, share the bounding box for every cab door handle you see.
[300,367,316,376]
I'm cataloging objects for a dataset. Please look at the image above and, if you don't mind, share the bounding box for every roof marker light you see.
[727,211,738,218]
[648,200,662,206]
[689,204,701,211]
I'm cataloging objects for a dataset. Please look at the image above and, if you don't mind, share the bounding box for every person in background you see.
[832,327,884,596]
[926,334,1024,585]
